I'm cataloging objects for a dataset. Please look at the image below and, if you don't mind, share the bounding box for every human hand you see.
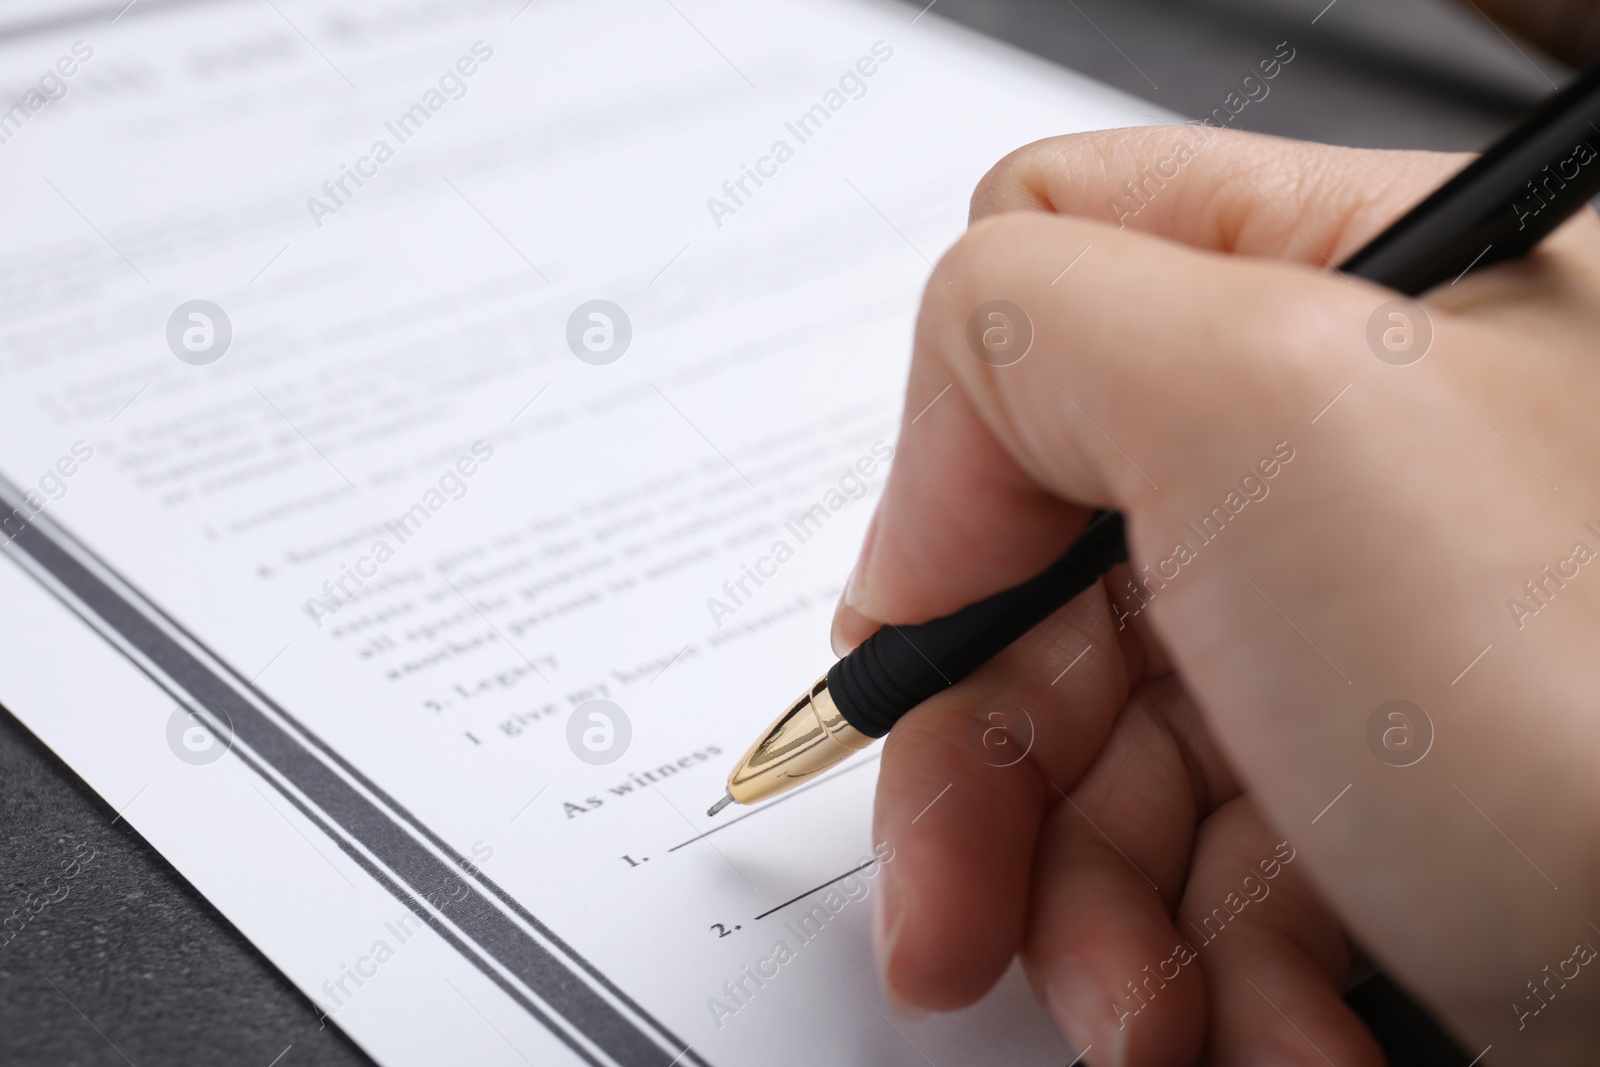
[834,127,1600,1064]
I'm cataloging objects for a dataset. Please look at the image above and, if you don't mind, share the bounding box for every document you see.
[0,1,1156,1063]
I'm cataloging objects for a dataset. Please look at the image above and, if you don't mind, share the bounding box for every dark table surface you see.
[0,0,1562,1063]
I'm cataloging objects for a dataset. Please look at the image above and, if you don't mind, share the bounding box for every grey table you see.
[1,0,1556,1062]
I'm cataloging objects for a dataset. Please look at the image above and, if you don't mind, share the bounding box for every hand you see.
[834,127,1600,1065]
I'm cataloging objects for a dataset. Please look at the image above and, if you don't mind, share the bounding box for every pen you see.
[710,61,1600,817]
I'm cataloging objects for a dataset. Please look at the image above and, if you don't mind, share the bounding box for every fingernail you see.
[885,986,927,1021]
[841,561,872,612]
[831,573,885,657]
[830,596,876,658]
[1048,958,1126,1067]
[873,861,923,1019]
[831,509,886,658]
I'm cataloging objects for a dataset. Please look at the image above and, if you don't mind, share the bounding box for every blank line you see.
[668,754,880,851]
[910,783,951,824]
[1246,977,1337,1066]
[1466,1045,1492,1067]
[909,383,951,425]
[266,1044,294,1067]
[1451,643,1492,685]
[652,782,759,891]
[1246,576,1352,684]
[1310,383,1351,425]
[1066,1046,1093,1067]
[1311,782,1351,824]
[1310,0,1338,23]
[1454,783,1558,889]
[650,382,756,488]
[1052,382,1159,490]
[910,0,939,23]
[753,858,877,920]
[1051,645,1091,685]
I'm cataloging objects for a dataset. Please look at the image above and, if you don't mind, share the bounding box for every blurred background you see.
[0,0,1572,1063]
[942,0,1568,150]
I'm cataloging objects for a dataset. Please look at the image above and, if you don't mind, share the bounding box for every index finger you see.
[832,131,1467,650]
[968,127,1465,262]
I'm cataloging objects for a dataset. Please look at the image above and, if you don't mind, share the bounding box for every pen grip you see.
[827,510,1128,737]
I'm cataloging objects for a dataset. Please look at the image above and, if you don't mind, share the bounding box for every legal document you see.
[0,1,1156,1063]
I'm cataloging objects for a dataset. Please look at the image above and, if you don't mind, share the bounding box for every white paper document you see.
[0,2,1155,1063]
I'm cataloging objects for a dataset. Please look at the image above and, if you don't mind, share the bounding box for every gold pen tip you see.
[707,792,736,818]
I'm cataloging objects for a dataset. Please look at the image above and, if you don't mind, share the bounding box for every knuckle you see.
[969,137,1056,221]
[921,213,1047,365]
[940,212,1036,295]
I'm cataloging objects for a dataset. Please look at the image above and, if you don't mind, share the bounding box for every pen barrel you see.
[1339,63,1600,294]
[827,510,1127,737]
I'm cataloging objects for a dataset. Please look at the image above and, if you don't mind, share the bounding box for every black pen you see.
[709,62,1600,817]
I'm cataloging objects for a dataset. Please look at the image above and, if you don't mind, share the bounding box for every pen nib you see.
[706,792,735,818]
